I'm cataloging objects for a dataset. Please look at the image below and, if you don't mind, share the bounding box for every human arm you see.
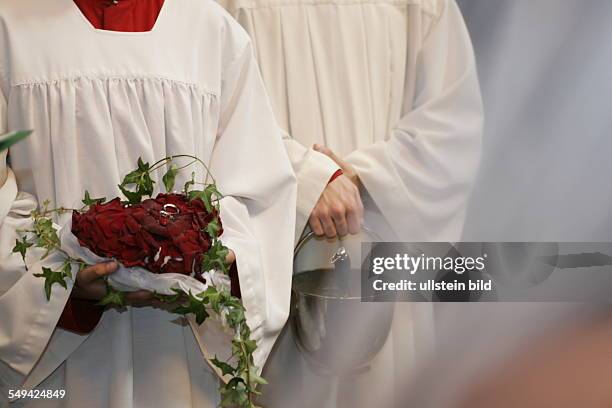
[344,0,483,240]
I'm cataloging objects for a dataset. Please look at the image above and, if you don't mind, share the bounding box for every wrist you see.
[328,169,343,184]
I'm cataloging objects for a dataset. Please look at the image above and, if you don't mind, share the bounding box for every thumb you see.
[80,261,118,284]
[226,249,236,265]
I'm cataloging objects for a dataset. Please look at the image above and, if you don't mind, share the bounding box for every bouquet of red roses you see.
[72,193,222,282]
[12,155,265,408]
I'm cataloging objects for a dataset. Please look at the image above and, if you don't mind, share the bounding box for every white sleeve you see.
[192,35,297,373]
[0,82,73,391]
[281,132,339,243]
[345,0,483,241]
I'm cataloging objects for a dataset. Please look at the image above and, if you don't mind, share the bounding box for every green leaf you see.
[82,190,106,207]
[173,291,210,325]
[140,172,155,197]
[162,164,179,192]
[243,339,258,355]
[226,307,246,327]
[188,184,223,213]
[201,239,230,274]
[205,218,221,239]
[153,291,182,304]
[33,266,68,300]
[98,285,126,307]
[183,171,196,194]
[121,169,144,185]
[0,130,32,152]
[211,356,236,376]
[33,217,60,257]
[220,378,248,407]
[137,157,150,172]
[118,184,143,205]
[12,236,33,267]
[61,261,73,280]
[248,366,267,386]
[118,157,156,203]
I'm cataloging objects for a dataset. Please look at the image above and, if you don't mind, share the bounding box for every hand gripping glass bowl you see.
[291,226,394,377]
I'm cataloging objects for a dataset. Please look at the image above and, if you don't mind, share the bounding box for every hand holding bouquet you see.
[13,155,266,408]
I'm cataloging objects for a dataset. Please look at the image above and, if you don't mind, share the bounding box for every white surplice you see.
[0,1,297,407]
[220,0,483,406]
[221,0,483,242]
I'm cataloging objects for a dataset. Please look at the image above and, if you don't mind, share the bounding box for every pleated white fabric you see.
[0,1,296,407]
[219,0,483,406]
[221,0,483,241]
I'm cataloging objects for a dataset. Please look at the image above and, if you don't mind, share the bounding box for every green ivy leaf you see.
[122,168,144,185]
[153,290,182,304]
[33,266,68,300]
[243,339,257,355]
[162,164,179,192]
[205,218,221,239]
[201,239,230,274]
[12,236,33,268]
[188,184,223,212]
[61,261,73,280]
[226,307,246,328]
[118,157,155,204]
[137,157,150,172]
[0,130,32,152]
[82,190,106,207]
[173,291,210,325]
[140,172,155,197]
[33,217,60,257]
[249,367,268,386]
[118,185,143,205]
[212,356,236,377]
[184,171,196,194]
[220,378,248,407]
[98,285,126,307]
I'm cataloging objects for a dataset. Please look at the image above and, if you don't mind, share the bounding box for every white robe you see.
[220,0,483,406]
[0,1,296,407]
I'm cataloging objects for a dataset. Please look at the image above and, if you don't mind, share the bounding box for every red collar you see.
[73,0,165,32]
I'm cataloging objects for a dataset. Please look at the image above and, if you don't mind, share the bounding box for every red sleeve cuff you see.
[58,298,104,334]
[328,169,344,184]
[229,262,241,299]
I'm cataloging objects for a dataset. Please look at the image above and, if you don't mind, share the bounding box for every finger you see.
[330,207,349,237]
[79,262,118,285]
[150,299,162,308]
[319,212,337,239]
[309,214,325,236]
[125,290,154,307]
[226,250,236,265]
[353,189,365,222]
[346,205,362,235]
[72,280,107,301]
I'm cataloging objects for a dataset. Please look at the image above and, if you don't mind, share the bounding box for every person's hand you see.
[309,146,364,238]
[309,144,364,238]
[226,249,236,265]
[313,144,360,188]
[309,175,364,238]
[72,261,153,307]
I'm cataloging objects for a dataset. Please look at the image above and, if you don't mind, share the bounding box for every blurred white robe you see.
[0,0,296,407]
[219,0,483,406]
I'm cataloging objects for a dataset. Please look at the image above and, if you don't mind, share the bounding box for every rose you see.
[71,193,222,282]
